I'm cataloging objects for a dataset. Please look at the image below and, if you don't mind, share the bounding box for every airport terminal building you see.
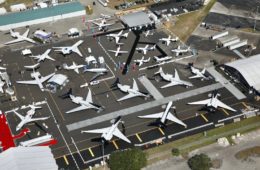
[0,2,86,31]
[224,53,260,95]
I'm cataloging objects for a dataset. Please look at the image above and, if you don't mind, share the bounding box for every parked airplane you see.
[106,30,129,44]
[138,101,187,128]
[81,116,131,143]
[154,56,173,63]
[31,49,54,62]
[16,71,55,91]
[136,45,156,55]
[4,29,36,45]
[155,67,193,88]
[112,78,150,102]
[143,30,154,37]
[53,40,83,57]
[66,88,103,113]
[83,66,108,82]
[0,80,5,93]
[63,62,84,74]
[92,19,113,31]
[0,66,6,70]
[189,65,208,80]
[172,46,191,56]
[159,36,179,46]
[134,56,150,66]
[10,105,49,131]
[108,46,128,57]
[187,91,236,112]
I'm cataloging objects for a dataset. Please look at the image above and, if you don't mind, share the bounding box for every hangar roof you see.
[48,74,68,86]
[0,146,58,170]
[120,11,153,27]
[0,2,85,26]
[225,54,260,90]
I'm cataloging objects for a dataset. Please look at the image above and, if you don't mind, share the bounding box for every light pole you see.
[254,6,259,31]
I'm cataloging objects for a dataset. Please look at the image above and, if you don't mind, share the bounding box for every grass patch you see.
[167,0,217,42]
[235,146,260,160]
[145,116,260,164]
[239,28,260,33]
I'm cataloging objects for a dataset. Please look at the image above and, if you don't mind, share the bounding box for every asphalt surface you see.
[0,22,258,170]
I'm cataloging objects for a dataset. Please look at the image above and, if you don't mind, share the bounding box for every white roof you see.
[121,11,153,27]
[0,8,7,15]
[225,54,260,90]
[48,74,68,85]
[0,146,58,170]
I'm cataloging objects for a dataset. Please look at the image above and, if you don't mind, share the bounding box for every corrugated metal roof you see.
[0,2,85,26]
[0,146,58,170]
[225,53,260,90]
[121,11,152,27]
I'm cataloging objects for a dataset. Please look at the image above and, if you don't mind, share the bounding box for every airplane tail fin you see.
[110,77,120,89]
[123,32,129,38]
[154,67,163,75]
[63,63,69,69]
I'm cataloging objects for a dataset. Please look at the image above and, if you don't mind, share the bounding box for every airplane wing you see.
[13,111,24,120]
[216,99,236,112]
[143,50,147,55]
[16,79,38,85]
[24,37,36,44]
[188,99,211,105]
[86,88,93,103]
[22,29,30,37]
[167,112,187,127]
[132,79,139,91]
[115,37,120,44]
[39,73,55,83]
[174,69,180,80]
[4,38,24,45]
[108,50,116,53]
[82,127,110,134]
[73,47,83,57]
[119,51,128,54]
[74,68,79,74]
[138,112,164,119]
[189,74,202,79]
[117,93,137,102]
[113,128,131,143]
[66,105,88,113]
[30,117,49,122]
[161,81,179,88]
[90,73,103,82]
[46,56,55,61]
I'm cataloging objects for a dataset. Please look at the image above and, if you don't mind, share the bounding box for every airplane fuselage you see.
[101,120,120,141]
[16,114,33,131]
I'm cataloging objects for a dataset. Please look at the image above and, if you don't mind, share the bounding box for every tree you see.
[188,153,212,170]
[109,148,147,170]
[171,148,180,156]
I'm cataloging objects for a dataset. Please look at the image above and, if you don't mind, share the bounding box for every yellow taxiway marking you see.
[135,133,143,142]
[200,114,208,122]
[158,127,165,135]
[222,108,230,116]
[63,155,69,165]
[112,140,119,150]
[242,102,249,109]
[88,148,95,157]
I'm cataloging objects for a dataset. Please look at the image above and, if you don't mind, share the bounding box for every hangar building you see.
[0,2,86,30]
[224,53,260,95]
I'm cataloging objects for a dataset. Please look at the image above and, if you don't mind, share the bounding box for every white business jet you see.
[63,62,84,74]
[53,40,84,57]
[31,49,54,62]
[138,101,187,128]
[112,78,150,102]
[4,29,36,45]
[155,67,193,88]
[106,30,129,44]
[189,66,208,80]
[92,19,113,31]
[84,66,108,82]
[172,46,191,56]
[81,116,131,143]
[136,45,156,55]
[108,46,128,57]
[159,36,179,46]
[153,56,173,63]
[66,88,103,113]
[134,56,150,66]
[187,91,236,112]
[16,71,55,91]
[143,30,154,37]
[9,105,49,131]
